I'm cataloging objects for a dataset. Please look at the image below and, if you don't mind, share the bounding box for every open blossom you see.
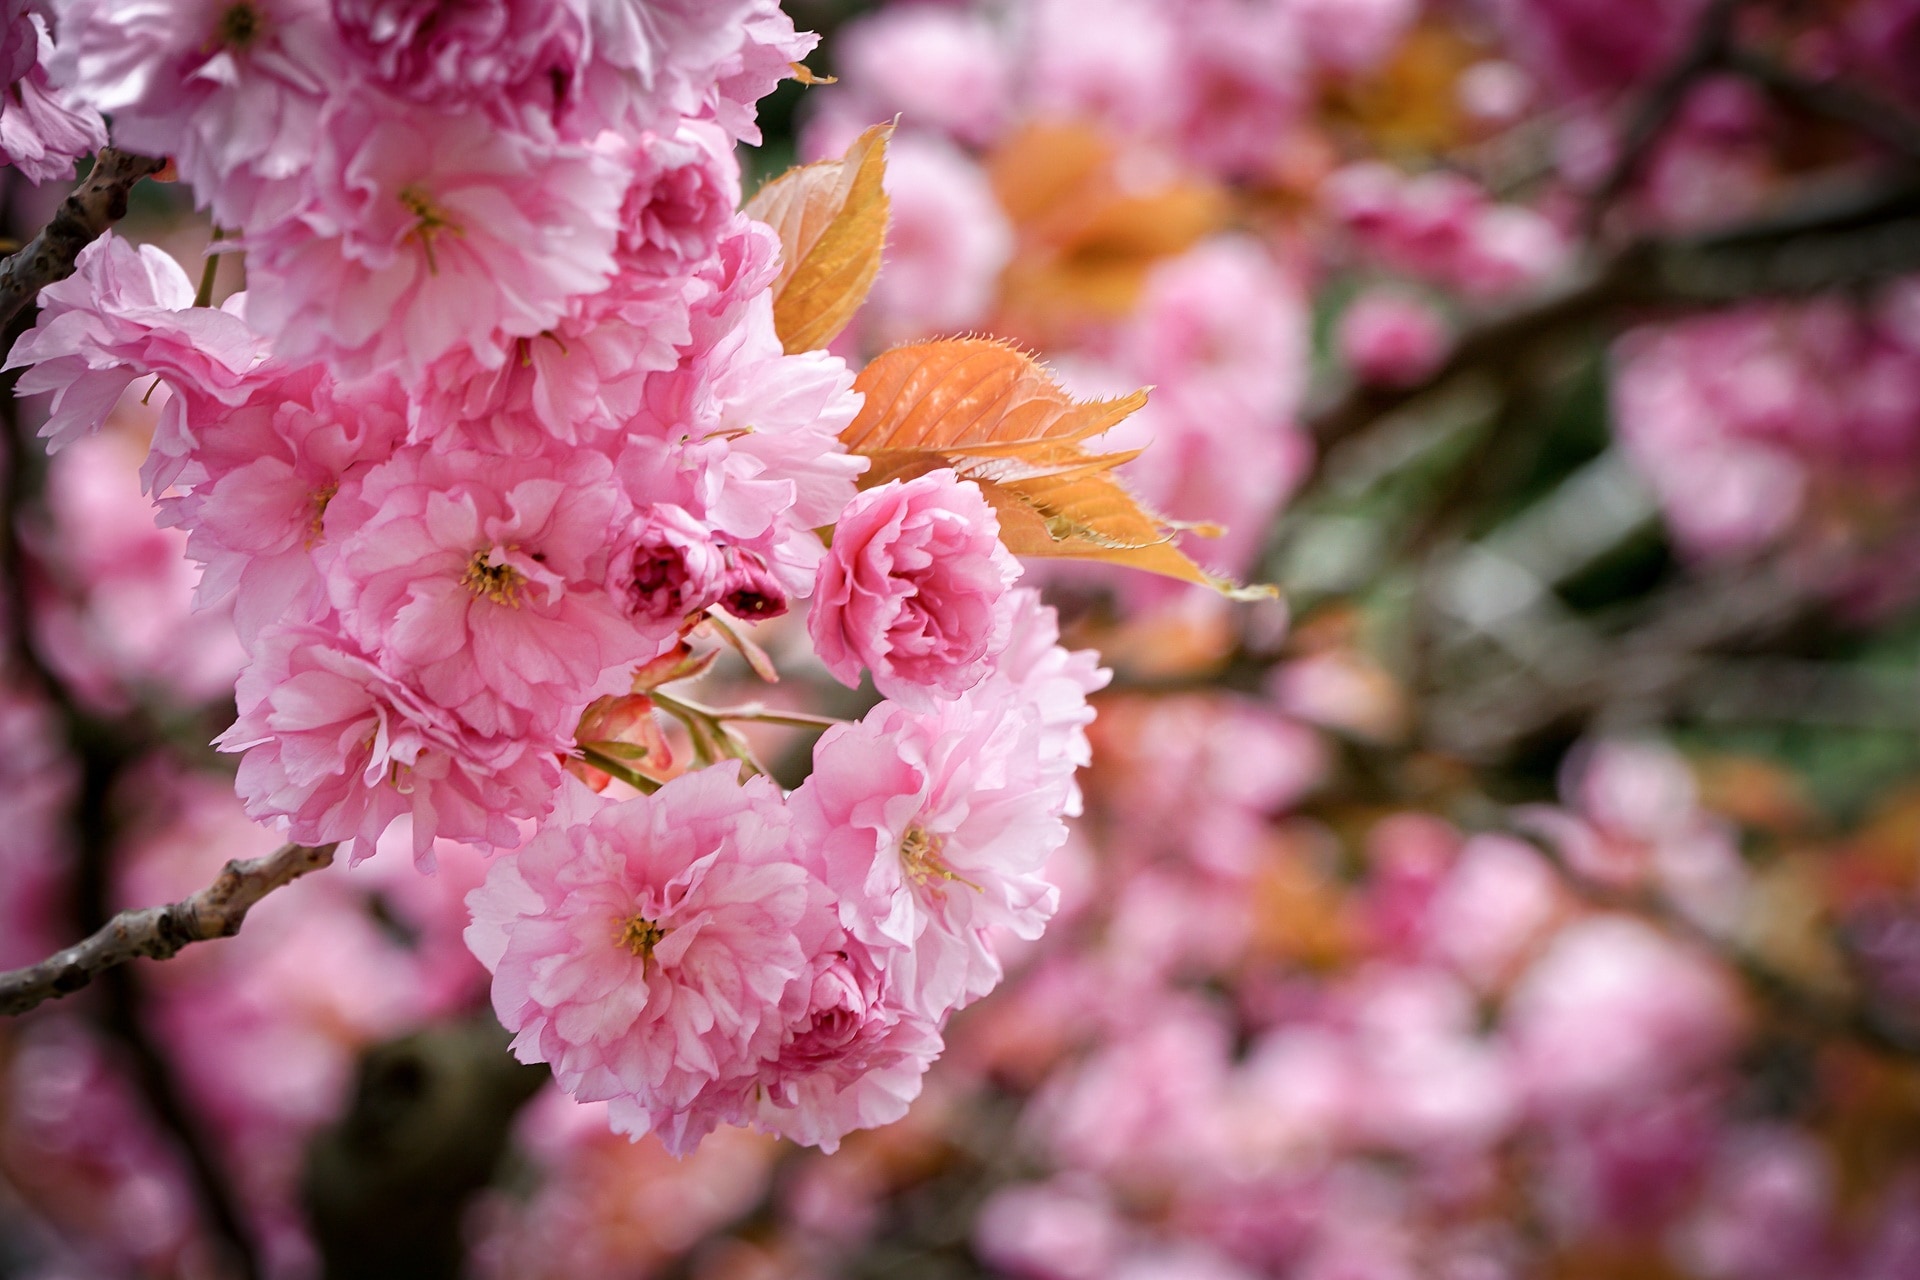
[6,232,265,452]
[162,363,407,641]
[791,691,1066,1020]
[325,444,648,739]
[464,768,834,1155]
[810,469,1021,705]
[332,0,587,118]
[751,934,944,1153]
[0,6,106,182]
[50,0,340,226]
[218,622,562,866]
[243,98,626,382]
[627,235,867,597]
[975,587,1109,817]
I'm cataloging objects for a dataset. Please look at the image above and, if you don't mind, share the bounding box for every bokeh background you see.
[6,1,1920,1277]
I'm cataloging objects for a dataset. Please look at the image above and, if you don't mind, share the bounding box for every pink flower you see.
[1326,164,1567,299]
[974,1178,1125,1280]
[617,118,740,276]
[625,236,867,596]
[810,469,1021,705]
[464,767,832,1154]
[858,134,1013,347]
[702,0,816,145]
[51,0,340,226]
[163,362,406,642]
[325,444,648,739]
[217,621,562,866]
[243,97,625,382]
[974,587,1109,817]
[750,936,944,1153]
[791,691,1065,1019]
[332,0,588,120]
[1337,289,1449,387]
[831,5,1009,146]
[604,502,728,636]
[0,7,106,183]
[6,233,265,452]
[1504,916,1743,1117]
[1096,238,1312,589]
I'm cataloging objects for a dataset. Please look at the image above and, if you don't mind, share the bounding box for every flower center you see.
[462,551,524,607]
[306,481,337,545]
[399,185,462,273]
[899,824,977,893]
[216,2,262,50]
[616,914,667,963]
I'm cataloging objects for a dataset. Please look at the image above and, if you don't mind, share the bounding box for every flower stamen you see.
[462,550,524,607]
[215,2,262,50]
[899,825,979,895]
[307,481,337,545]
[616,914,668,964]
[399,185,462,275]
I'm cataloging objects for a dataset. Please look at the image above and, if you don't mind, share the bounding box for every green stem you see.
[193,226,228,308]
[578,745,661,794]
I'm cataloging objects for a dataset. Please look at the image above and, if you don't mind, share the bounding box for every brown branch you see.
[0,841,337,1017]
[1725,47,1920,167]
[1581,0,1746,237]
[0,148,166,328]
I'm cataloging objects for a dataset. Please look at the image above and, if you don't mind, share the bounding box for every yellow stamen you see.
[398,185,462,275]
[307,481,337,545]
[899,825,980,894]
[616,914,667,963]
[462,551,524,607]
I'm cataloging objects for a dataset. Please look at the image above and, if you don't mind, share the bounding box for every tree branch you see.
[0,148,166,329]
[0,841,337,1017]
[1724,47,1920,167]
[1306,174,1920,473]
[1581,0,1746,236]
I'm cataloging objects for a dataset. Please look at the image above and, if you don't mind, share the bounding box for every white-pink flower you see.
[975,588,1110,817]
[217,621,562,866]
[162,362,406,641]
[0,7,106,183]
[325,444,648,739]
[333,0,588,119]
[810,469,1020,705]
[750,935,943,1153]
[243,97,626,382]
[464,767,833,1154]
[6,232,265,452]
[51,0,340,226]
[791,691,1065,1020]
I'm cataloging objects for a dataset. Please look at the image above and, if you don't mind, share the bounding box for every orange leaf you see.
[843,338,1145,456]
[842,338,1274,599]
[743,122,892,354]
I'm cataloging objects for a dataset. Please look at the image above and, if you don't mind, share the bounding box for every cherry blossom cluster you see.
[2,0,1109,1154]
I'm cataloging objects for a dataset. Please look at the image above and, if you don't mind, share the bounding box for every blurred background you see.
[6,0,1920,1277]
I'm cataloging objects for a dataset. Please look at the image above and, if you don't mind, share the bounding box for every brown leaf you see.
[743,122,892,354]
[843,338,1274,599]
